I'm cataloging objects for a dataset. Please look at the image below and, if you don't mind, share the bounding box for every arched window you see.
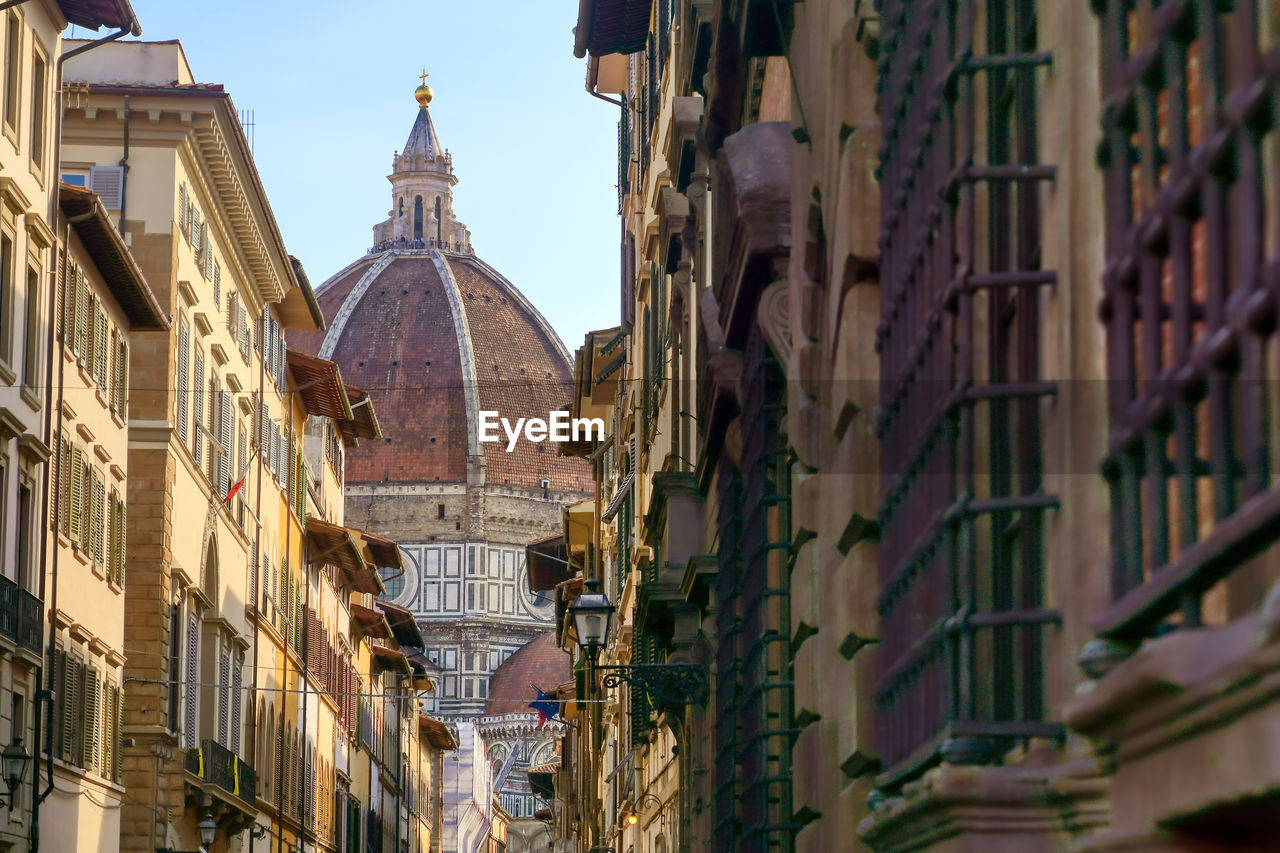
[414,196,424,240]
[398,197,404,217]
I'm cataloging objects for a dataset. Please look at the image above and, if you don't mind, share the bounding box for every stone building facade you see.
[555,1,1280,852]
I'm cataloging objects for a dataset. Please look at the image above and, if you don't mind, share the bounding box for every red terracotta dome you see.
[292,250,589,493]
[485,632,571,716]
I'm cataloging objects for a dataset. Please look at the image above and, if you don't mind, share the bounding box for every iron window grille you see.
[1095,0,1280,640]
[873,0,1061,786]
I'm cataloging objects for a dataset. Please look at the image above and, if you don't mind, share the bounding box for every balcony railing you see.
[0,575,43,654]
[184,738,257,805]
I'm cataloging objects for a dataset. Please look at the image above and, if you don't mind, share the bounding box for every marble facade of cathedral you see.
[293,80,590,846]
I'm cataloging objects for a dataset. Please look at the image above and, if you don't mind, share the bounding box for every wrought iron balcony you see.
[184,739,257,806]
[0,574,43,654]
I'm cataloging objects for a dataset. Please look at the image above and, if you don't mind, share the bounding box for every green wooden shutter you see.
[193,348,205,466]
[69,444,85,546]
[117,496,127,587]
[67,656,84,766]
[94,303,109,388]
[74,268,89,361]
[85,665,100,772]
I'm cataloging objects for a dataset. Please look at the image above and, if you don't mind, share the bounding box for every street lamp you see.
[571,578,614,660]
[197,814,218,847]
[0,737,31,809]
[569,581,709,707]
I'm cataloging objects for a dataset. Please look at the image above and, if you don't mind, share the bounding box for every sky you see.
[75,0,622,350]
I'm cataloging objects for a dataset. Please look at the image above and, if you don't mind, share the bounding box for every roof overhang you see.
[279,256,326,331]
[527,768,556,800]
[526,534,571,593]
[371,644,412,676]
[574,0,654,58]
[287,349,352,420]
[337,386,381,446]
[349,603,392,640]
[377,600,424,648]
[356,529,402,570]
[60,184,168,330]
[307,516,385,595]
[57,0,140,32]
[419,715,457,750]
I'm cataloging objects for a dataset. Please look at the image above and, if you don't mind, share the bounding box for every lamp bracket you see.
[597,663,709,706]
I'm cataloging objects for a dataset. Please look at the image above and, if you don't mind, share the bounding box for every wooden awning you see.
[419,715,457,750]
[60,184,167,330]
[305,517,365,575]
[349,603,391,640]
[287,349,351,420]
[377,600,424,647]
[357,529,402,570]
[337,386,381,445]
[371,645,412,675]
[526,533,570,592]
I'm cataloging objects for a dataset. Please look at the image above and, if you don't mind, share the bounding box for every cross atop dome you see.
[415,69,433,107]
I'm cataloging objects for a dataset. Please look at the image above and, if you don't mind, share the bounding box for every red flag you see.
[223,447,258,504]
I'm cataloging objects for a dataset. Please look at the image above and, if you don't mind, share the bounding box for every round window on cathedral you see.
[518,567,555,617]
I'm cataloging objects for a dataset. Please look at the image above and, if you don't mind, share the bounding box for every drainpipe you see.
[118,94,131,230]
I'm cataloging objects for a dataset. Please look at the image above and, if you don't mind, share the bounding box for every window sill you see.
[0,359,17,387]
[109,408,126,430]
[89,558,105,580]
[72,544,90,567]
[2,123,18,156]
[107,578,122,596]
[20,385,41,413]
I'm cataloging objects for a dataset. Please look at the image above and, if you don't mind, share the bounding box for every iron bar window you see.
[873,0,1060,786]
[1095,0,1280,640]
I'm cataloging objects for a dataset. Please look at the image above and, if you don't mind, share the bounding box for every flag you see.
[223,447,258,504]
[529,687,558,728]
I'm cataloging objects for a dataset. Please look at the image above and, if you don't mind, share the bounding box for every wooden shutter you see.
[218,649,231,746]
[58,438,70,538]
[193,349,205,466]
[218,390,233,494]
[107,683,121,782]
[56,649,72,761]
[177,321,190,442]
[192,208,203,255]
[226,291,236,333]
[61,262,76,344]
[89,166,124,210]
[91,469,106,564]
[69,444,85,547]
[94,303,109,387]
[68,657,84,766]
[178,182,189,234]
[114,335,129,417]
[231,657,242,756]
[185,614,199,748]
[85,665,101,773]
[237,304,248,358]
[74,269,89,363]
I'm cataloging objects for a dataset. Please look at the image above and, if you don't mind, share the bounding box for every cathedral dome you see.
[485,632,570,716]
[293,88,589,494]
[299,250,588,492]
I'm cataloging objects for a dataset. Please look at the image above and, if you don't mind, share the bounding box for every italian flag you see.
[223,447,258,504]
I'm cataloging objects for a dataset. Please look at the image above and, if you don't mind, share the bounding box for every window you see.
[16,477,34,590]
[1095,0,1280,640]
[29,48,45,168]
[3,13,18,132]
[23,265,39,390]
[413,196,423,240]
[873,0,1058,785]
[1,232,12,364]
[177,319,190,442]
[437,502,445,520]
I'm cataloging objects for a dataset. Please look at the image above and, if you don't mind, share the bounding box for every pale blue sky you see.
[74,0,622,350]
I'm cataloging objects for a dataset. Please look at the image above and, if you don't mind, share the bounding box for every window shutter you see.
[192,208,203,255]
[65,656,82,764]
[226,290,236,333]
[56,650,72,762]
[178,182,189,234]
[74,270,89,363]
[177,321,190,442]
[213,262,222,308]
[238,304,249,358]
[61,262,76,343]
[94,304,109,388]
[218,649,231,746]
[89,166,124,210]
[251,536,260,610]
[119,338,130,419]
[193,349,205,466]
[108,683,121,782]
[92,468,106,564]
[231,657,242,756]
[220,391,233,493]
[85,665,101,772]
[116,494,127,587]
[185,614,199,749]
[69,444,85,547]
[58,438,70,538]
